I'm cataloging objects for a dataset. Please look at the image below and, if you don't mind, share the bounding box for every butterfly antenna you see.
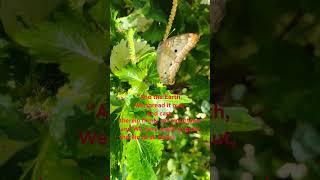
[168,28,176,38]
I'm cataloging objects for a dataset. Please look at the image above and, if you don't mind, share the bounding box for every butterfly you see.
[157,33,199,85]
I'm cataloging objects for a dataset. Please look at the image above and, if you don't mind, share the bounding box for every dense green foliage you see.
[110,0,212,179]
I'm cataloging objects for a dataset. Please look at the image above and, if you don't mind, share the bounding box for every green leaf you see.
[30,135,82,180]
[33,158,81,180]
[89,0,108,27]
[212,107,261,135]
[15,14,107,94]
[132,0,147,9]
[15,15,105,63]
[110,39,155,74]
[0,95,38,140]
[198,119,210,142]
[110,39,131,73]
[114,65,145,85]
[0,133,30,166]
[189,75,210,101]
[49,80,91,140]
[145,0,168,23]
[0,0,62,36]
[116,9,153,32]
[126,139,163,180]
[142,22,165,44]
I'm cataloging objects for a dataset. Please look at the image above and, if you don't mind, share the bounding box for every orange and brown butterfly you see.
[157,33,199,85]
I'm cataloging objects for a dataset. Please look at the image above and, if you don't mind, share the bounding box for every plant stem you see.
[163,0,178,41]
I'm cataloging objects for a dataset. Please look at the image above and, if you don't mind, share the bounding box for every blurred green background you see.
[213,0,320,179]
[0,0,108,179]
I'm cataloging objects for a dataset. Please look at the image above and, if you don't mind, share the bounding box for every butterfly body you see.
[157,33,199,85]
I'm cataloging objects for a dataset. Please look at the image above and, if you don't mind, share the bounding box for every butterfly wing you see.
[157,33,199,85]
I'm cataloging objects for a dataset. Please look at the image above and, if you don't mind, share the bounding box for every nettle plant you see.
[110,0,263,179]
[0,0,109,179]
[109,1,208,179]
[110,26,193,180]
